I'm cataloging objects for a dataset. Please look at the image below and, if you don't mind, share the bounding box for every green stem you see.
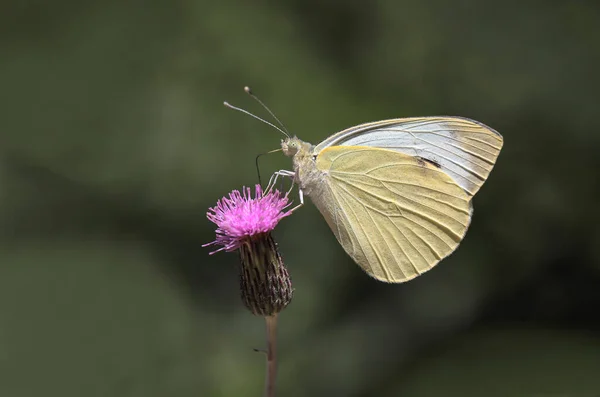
[264,315,278,397]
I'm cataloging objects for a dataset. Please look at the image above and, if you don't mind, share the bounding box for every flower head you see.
[203,184,292,254]
[204,184,294,316]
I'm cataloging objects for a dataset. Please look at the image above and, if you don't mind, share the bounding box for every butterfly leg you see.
[265,170,295,194]
[288,188,304,213]
[265,170,304,213]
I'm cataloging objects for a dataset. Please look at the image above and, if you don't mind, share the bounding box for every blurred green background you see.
[1,1,600,396]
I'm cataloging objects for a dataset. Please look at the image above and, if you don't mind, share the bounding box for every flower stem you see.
[264,314,278,397]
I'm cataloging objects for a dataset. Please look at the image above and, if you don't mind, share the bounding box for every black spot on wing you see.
[417,156,441,168]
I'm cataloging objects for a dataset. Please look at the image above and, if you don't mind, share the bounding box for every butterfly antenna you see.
[223,101,290,139]
[244,86,291,136]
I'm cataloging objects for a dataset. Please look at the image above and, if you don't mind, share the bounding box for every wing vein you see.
[332,174,469,232]
[336,188,392,279]
[364,203,411,279]
[390,216,442,261]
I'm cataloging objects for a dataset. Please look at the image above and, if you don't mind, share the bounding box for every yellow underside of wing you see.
[313,146,473,283]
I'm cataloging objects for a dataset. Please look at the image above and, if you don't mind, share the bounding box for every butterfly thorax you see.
[281,137,323,195]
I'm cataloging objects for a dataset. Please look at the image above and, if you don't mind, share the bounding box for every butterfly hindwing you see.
[310,145,472,282]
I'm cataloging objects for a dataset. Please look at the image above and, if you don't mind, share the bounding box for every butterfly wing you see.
[314,117,503,196]
[308,145,472,283]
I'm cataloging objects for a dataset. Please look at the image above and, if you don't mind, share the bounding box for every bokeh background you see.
[2,1,600,396]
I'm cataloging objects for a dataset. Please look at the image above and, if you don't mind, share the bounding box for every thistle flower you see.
[204,185,294,317]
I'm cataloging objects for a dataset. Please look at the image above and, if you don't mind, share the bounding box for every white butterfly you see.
[229,90,503,282]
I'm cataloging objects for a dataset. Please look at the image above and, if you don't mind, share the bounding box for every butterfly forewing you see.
[314,117,503,196]
[310,146,472,283]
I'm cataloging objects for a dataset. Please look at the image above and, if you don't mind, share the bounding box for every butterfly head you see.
[281,137,311,158]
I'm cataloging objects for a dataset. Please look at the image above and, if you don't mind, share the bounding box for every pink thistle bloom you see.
[203,184,293,254]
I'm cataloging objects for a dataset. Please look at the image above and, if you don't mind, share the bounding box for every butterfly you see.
[227,89,503,283]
